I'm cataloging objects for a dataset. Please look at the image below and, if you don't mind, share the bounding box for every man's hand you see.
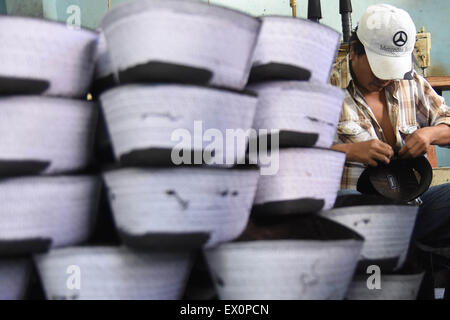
[399,125,450,158]
[398,127,433,158]
[331,139,394,167]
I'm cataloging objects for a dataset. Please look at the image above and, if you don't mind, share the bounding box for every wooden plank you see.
[427,145,438,168]
[431,167,450,187]
[426,76,450,91]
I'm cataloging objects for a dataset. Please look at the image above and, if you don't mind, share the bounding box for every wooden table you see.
[426,76,450,95]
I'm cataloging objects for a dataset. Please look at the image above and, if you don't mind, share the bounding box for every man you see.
[331,4,450,247]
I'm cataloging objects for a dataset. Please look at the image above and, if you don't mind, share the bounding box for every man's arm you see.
[402,72,450,158]
[399,124,450,158]
[331,139,394,166]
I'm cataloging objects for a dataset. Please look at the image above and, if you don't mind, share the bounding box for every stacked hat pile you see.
[30,0,263,300]
[1,0,422,301]
[319,196,424,300]
[202,15,366,300]
[0,16,101,299]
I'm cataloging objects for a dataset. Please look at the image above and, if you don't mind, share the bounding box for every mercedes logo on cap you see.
[393,31,408,47]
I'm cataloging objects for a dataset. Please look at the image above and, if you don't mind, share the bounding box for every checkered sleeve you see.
[415,73,450,148]
[416,73,450,127]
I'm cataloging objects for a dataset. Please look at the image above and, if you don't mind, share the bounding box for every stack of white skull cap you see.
[0,16,101,300]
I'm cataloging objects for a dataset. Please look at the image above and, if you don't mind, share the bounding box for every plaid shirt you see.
[331,55,450,190]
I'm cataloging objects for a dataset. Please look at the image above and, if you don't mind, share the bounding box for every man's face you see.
[350,48,392,94]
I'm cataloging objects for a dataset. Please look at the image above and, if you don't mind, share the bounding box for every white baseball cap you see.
[357,4,416,80]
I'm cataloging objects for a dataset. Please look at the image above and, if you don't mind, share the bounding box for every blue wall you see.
[4,0,43,17]
[0,0,7,14]
[42,0,107,29]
